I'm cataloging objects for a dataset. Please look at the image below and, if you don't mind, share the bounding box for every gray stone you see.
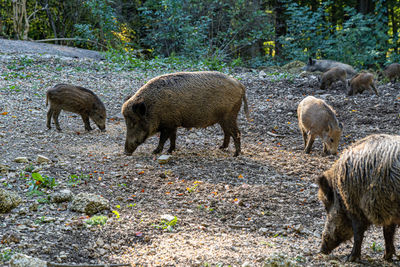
[50,189,72,203]
[0,188,21,213]
[161,214,176,222]
[157,155,172,164]
[36,155,50,164]
[10,253,46,267]
[70,192,109,215]
[14,157,29,163]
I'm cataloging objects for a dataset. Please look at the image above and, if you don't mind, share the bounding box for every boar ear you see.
[317,174,334,203]
[339,122,343,131]
[132,102,146,117]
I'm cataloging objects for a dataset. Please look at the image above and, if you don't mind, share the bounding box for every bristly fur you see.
[324,134,400,225]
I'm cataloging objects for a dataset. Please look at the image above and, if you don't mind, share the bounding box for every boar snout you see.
[124,140,138,155]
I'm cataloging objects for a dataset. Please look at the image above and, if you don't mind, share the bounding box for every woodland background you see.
[1,0,400,69]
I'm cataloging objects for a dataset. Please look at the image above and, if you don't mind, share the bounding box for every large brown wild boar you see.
[46,84,106,131]
[317,134,400,262]
[303,57,356,77]
[383,63,400,83]
[348,72,379,96]
[122,71,249,156]
[320,67,347,90]
[297,96,342,155]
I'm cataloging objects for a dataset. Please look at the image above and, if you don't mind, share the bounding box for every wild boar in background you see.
[297,96,343,155]
[320,67,347,90]
[46,84,106,132]
[303,57,356,77]
[348,72,379,96]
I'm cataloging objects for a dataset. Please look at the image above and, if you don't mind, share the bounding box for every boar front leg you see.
[370,84,379,96]
[383,224,396,261]
[347,219,368,262]
[153,128,176,154]
[81,115,93,131]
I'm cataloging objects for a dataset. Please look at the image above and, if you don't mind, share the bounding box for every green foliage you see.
[85,215,108,226]
[138,0,272,61]
[0,246,13,262]
[280,0,390,68]
[153,216,178,231]
[74,0,118,48]
[28,173,56,191]
[68,173,90,187]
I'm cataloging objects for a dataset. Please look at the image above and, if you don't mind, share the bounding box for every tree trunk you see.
[274,0,286,59]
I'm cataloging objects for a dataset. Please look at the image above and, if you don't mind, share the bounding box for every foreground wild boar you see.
[318,134,400,262]
[383,63,400,83]
[348,72,379,96]
[297,96,342,155]
[122,71,249,156]
[46,84,106,131]
[303,57,356,77]
[320,67,347,90]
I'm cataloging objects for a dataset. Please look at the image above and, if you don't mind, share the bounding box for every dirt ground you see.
[1,40,400,266]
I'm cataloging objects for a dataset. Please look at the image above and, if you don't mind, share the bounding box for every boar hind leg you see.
[304,134,315,154]
[47,108,54,129]
[220,120,241,156]
[52,109,62,131]
[81,115,93,131]
[220,127,230,149]
[383,224,396,261]
[300,127,308,147]
[347,219,368,262]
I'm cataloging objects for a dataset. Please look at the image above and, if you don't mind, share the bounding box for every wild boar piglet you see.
[46,84,106,132]
[297,96,342,155]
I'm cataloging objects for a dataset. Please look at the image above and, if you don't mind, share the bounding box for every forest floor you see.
[1,39,400,266]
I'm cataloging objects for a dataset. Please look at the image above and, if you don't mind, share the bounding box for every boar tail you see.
[242,92,250,121]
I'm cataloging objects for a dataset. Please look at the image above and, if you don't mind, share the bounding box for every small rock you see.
[161,214,176,222]
[36,155,50,164]
[10,253,46,267]
[96,238,104,247]
[259,228,268,234]
[1,230,21,244]
[158,155,172,164]
[0,189,21,213]
[259,70,267,79]
[70,193,110,215]
[14,157,29,163]
[50,189,73,203]
[0,164,10,173]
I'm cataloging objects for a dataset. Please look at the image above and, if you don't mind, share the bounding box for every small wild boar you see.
[46,84,106,131]
[317,134,400,262]
[383,63,400,83]
[348,72,379,96]
[297,96,342,155]
[122,71,249,156]
[303,57,356,77]
[320,67,347,90]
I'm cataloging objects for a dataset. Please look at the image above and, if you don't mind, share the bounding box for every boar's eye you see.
[330,138,334,143]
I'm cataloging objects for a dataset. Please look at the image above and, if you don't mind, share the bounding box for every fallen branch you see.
[47,263,131,267]
[267,131,285,138]
[34,38,107,49]
[228,224,251,229]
